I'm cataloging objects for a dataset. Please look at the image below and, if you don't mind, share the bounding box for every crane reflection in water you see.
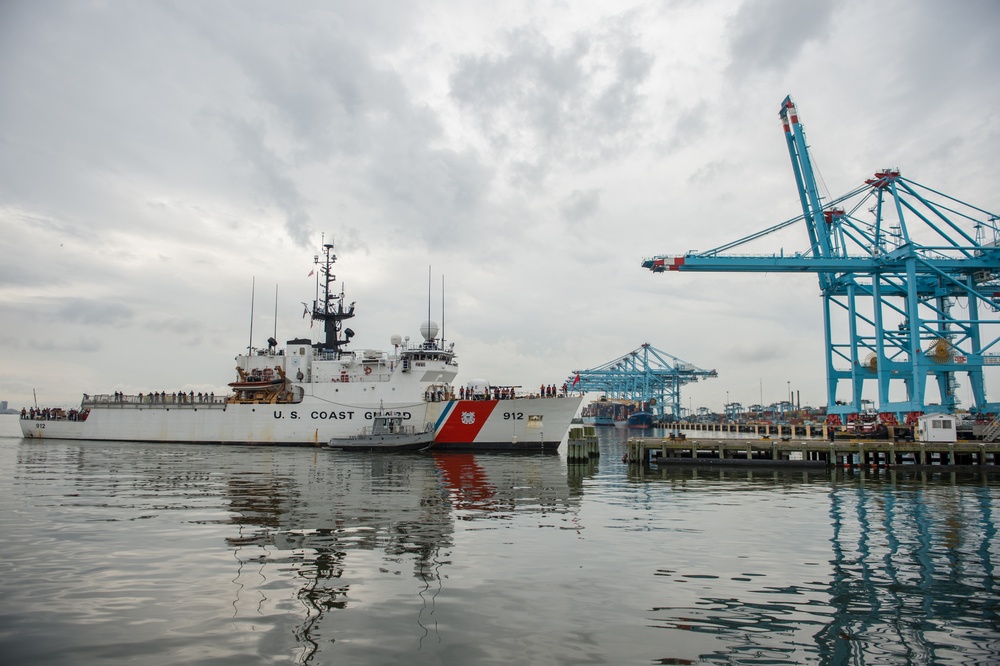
[636,465,999,664]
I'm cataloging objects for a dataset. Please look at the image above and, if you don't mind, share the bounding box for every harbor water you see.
[1,414,998,664]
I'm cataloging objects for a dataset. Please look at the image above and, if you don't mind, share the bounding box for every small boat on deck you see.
[227,379,284,390]
[325,414,435,452]
[227,366,284,390]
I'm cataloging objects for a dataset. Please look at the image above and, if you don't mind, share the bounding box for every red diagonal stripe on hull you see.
[435,400,498,443]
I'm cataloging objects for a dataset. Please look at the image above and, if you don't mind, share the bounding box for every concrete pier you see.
[625,435,1000,469]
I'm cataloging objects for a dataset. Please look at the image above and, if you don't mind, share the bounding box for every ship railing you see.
[457,387,572,400]
[23,408,89,422]
[315,349,392,362]
[83,393,229,409]
[328,371,394,384]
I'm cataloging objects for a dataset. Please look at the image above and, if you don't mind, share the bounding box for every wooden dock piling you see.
[567,425,600,463]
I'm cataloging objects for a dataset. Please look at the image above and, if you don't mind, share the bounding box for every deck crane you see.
[643,96,1000,421]
[568,343,717,420]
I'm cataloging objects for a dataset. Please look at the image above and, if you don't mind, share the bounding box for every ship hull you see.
[19,390,430,445]
[429,397,583,451]
[20,394,583,449]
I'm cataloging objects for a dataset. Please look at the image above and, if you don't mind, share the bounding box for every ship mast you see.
[312,242,355,355]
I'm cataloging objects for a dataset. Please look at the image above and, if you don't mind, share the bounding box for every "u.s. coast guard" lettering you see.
[272,410,413,420]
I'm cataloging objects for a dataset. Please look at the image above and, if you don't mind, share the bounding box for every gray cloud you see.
[53,299,135,326]
[665,101,709,152]
[559,189,602,224]
[0,298,133,334]
[207,112,314,246]
[32,336,104,353]
[0,0,997,413]
[366,144,493,246]
[449,18,654,183]
[144,315,208,336]
[725,0,835,79]
[175,3,496,251]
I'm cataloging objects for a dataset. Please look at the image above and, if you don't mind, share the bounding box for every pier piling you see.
[568,426,600,463]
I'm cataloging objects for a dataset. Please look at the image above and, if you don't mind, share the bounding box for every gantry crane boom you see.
[569,343,716,420]
[780,95,836,283]
[642,96,1000,418]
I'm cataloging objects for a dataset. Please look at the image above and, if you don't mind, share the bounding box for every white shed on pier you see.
[915,413,958,443]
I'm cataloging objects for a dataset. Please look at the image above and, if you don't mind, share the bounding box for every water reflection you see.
[816,477,999,664]
[642,473,999,663]
[567,456,600,493]
[602,448,1000,661]
[4,425,998,665]
[219,451,577,662]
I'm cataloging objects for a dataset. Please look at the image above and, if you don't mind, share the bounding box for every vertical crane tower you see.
[643,96,1000,420]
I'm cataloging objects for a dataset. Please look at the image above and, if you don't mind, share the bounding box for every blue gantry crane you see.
[569,343,717,420]
[643,96,1000,421]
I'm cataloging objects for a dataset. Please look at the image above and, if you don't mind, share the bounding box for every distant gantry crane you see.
[569,343,717,420]
[643,96,1000,420]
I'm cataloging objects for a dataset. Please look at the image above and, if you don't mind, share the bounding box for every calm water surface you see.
[0,414,997,665]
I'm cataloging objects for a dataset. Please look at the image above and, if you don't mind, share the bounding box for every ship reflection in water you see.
[2,427,998,665]
[221,451,579,662]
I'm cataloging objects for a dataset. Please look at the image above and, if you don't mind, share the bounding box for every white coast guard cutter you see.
[21,242,582,449]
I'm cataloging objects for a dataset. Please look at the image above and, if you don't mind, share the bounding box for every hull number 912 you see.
[503,412,524,420]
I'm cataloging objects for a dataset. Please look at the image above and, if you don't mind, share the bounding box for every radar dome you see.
[390,334,403,346]
[420,320,439,342]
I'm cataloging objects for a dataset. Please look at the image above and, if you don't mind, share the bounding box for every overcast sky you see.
[2,0,998,413]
